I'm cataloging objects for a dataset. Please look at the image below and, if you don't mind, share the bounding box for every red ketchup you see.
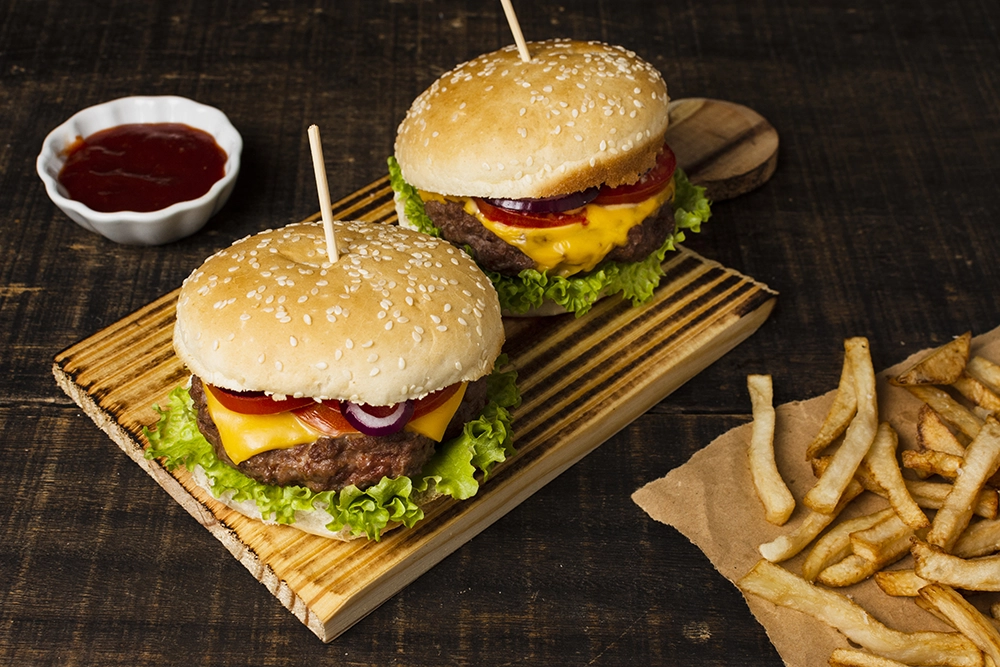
[57,123,227,213]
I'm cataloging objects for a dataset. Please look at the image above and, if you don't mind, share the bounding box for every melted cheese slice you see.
[204,382,469,465]
[421,181,674,277]
[407,382,468,441]
[204,388,323,465]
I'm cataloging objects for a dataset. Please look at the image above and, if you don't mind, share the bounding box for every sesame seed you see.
[289,336,298,347]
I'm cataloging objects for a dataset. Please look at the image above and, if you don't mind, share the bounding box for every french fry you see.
[806,349,857,459]
[863,422,929,529]
[902,448,964,480]
[873,568,930,597]
[954,518,1000,558]
[815,515,916,587]
[969,356,1000,395]
[802,507,896,582]
[850,513,917,564]
[817,551,904,588]
[828,648,914,667]
[913,539,1000,590]
[906,479,999,520]
[737,559,982,667]
[919,582,1000,666]
[927,416,1000,552]
[891,332,971,386]
[906,384,984,440]
[954,373,1000,416]
[805,338,879,514]
[918,403,968,455]
[747,374,795,525]
[759,480,863,563]
[815,453,998,518]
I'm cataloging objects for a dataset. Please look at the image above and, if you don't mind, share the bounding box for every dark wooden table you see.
[3,1,999,664]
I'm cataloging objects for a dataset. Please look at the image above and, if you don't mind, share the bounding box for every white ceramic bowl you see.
[36,95,242,245]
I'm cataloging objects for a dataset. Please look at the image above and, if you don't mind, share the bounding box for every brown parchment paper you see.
[633,326,1000,666]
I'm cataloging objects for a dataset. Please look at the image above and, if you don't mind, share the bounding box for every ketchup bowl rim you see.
[36,95,243,245]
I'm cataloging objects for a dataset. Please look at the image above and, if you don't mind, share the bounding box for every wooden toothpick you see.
[500,0,530,62]
[307,124,339,264]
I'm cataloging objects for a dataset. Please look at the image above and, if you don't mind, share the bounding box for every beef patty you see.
[424,198,675,275]
[190,375,489,493]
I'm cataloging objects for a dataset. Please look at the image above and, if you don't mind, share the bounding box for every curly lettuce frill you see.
[387,156,712,317]
[143,358,520,541]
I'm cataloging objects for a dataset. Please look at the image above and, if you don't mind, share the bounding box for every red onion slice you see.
[483,186,599,213]
[341,400,415,436]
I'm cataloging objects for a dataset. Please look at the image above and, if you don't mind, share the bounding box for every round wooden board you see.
[666,98,779,202]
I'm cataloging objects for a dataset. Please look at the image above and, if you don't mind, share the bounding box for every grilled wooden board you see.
[53,98,778,642]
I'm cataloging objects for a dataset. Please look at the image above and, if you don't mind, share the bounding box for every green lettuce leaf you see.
[144,357,520,541]
[388,156,441,238]
[386,156,712,317]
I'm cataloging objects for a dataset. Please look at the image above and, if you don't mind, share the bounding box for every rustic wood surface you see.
[3,1,1000,665]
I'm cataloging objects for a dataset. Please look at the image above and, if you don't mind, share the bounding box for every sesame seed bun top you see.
[394,39,670,200]
[173,220,504,406]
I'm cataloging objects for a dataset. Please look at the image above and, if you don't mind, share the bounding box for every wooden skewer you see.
[307,124,339,264]
[500,0,530,62]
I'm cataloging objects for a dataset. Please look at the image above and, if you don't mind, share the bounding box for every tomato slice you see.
[412,383,462,418]
[206,384,314,415]
[208,381,465,436]
[475,198,589,229]
[475,143,676,227]
[592,144,677,206]
[294,384,463,436]
[292,401,359,436]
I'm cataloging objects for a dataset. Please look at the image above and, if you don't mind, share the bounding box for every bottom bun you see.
[501,292,622,318]
[189,463,441,541]
[502,300,573,318]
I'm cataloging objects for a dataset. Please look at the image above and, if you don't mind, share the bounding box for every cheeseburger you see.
[145,220,519,541]
[390,39,711,317]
